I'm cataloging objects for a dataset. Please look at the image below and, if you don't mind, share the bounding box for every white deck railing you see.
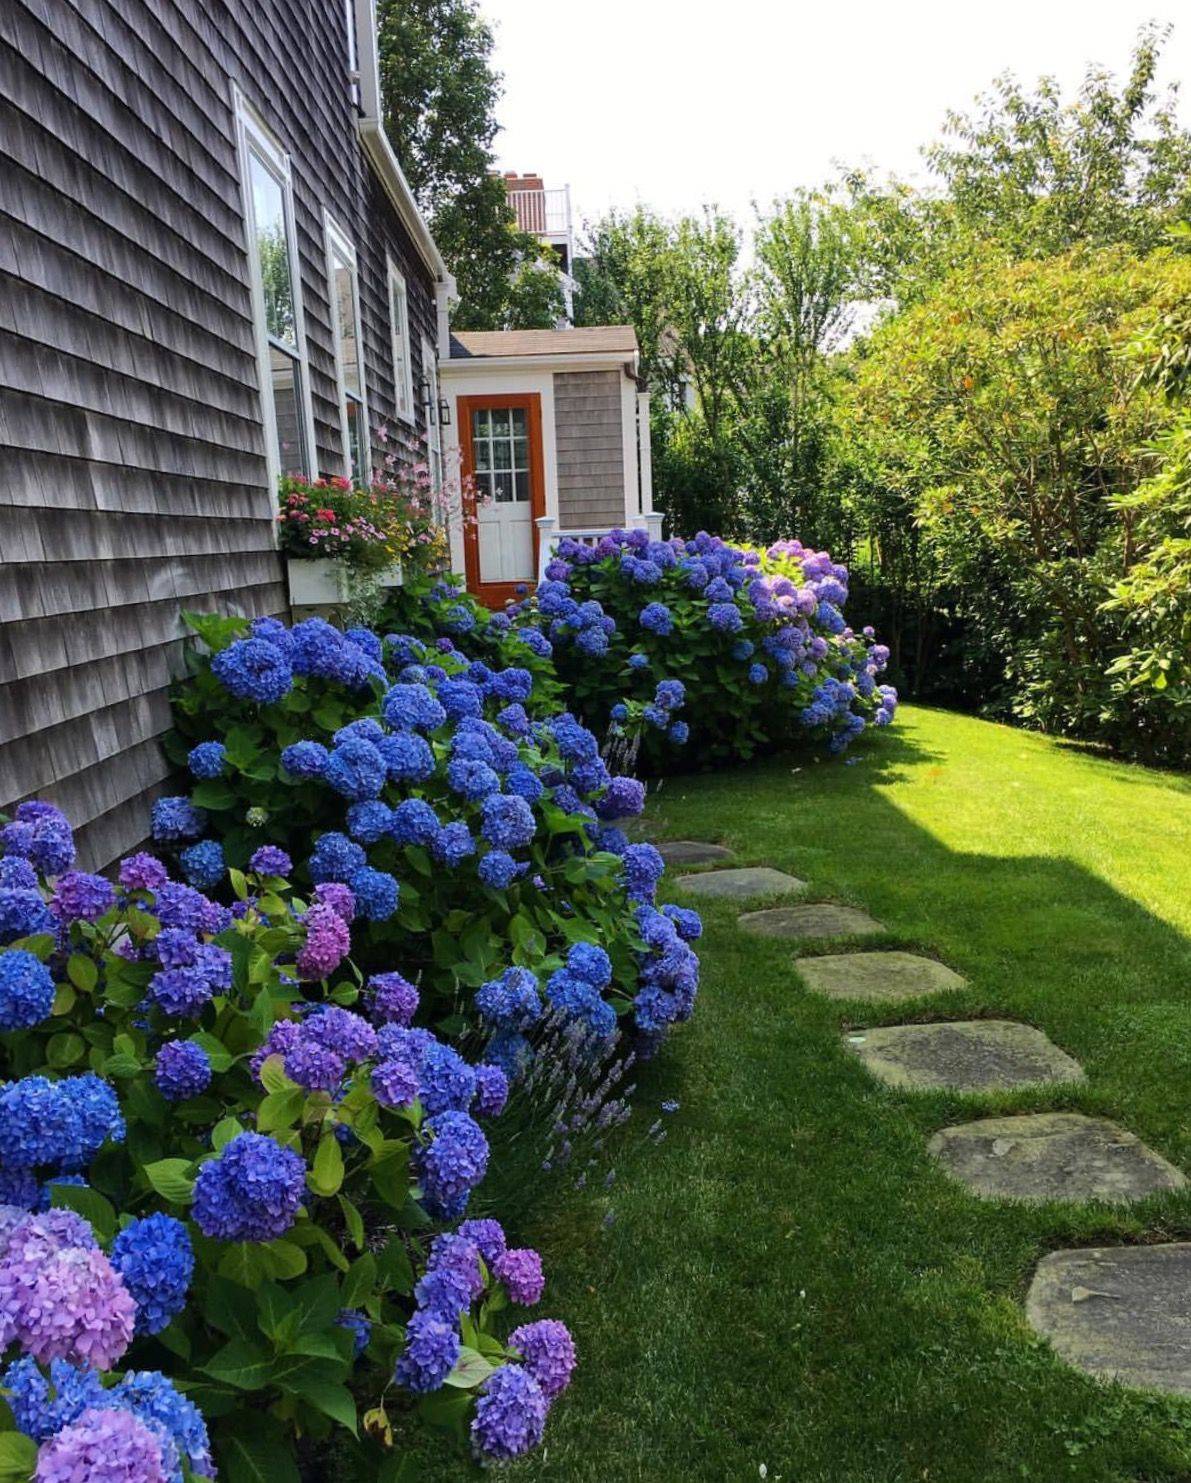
[507,187,572,239]
[535,515,664,584]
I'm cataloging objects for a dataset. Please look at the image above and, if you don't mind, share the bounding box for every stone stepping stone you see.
[658,840,734,868]
[740,903,883,940]
[796,951,965,1002]
[676,866,806,901]
[843,1020,1084,1093]
[929,1113,1185,1204]
[1027,1244,1191,1395]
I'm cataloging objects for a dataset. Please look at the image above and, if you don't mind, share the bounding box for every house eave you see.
[357,118,451,287]
[441,350,641,377]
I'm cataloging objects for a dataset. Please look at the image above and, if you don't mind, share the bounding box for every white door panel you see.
[471,405,534,584]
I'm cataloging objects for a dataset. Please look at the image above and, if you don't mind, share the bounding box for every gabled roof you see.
[449,326,639,359]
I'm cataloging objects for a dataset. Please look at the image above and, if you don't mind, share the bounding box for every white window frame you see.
[387,257,415,425]
[421,334,442,493]
[345,0,360,107]
[233,90,316,487]
[323,212,370,483]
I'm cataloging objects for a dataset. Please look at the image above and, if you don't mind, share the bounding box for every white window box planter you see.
[286,557,403,606]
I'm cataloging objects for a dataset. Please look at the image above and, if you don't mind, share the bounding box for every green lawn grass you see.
[428,705,1191,1481]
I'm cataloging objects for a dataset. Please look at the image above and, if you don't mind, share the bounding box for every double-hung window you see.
[324,214,369,483]
[387,258,414,424]
[421,335,442,494]
[235,95,314,482]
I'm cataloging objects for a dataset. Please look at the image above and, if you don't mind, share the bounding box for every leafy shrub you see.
[0,801,586,1476]
[168,612,697,1056]
[506,528,895,770]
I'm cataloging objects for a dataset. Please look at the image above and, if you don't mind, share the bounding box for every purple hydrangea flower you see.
[457,1218,506,1266]
[147,967,212,1019]
[280,740,329,779]
[117,853,168,892]
[34,1405,173,1482]
[0,1242,135,1368]
[470,1365,548,1460]
[249,845,292,876]
[508,1318,576,1399]
[191,1132,305,1243]
[369,972,418,1026]
[494,1247,544,1305]
[51,871,115,924]
[295,902,351,981]
[473,1063,509,1118]
[372,1057,418,1110]
[394,1306,460,1393]
[153,1041,211,1102]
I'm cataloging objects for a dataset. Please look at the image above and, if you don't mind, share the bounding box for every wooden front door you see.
[458,393,546,607]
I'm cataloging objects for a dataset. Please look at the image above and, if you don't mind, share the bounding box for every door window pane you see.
[248,152,296,347]
[332,258,362,397]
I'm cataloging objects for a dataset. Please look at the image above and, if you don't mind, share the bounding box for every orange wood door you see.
[457,392,546,607]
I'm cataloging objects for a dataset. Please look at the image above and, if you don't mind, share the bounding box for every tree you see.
[376,0,563,329]
[847,244,1191,749]
[927,23,1191,259]
[733,191,863,540]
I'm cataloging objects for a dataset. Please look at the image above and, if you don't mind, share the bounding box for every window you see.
[235,96,313,482]
[387,259,414,423]
[324,215,369,483]
[471,406,530,504]
[422,335,442,494]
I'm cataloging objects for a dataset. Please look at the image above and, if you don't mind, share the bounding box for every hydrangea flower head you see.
[51,871,115,923]
[249,845,292,876]
[110,1214,193,1336]
[187,741,226,779]
[150,798,205,845]
[154,1041,211,1102]
[508,1318,576,1399]
[191,1132,305,1243]
[0,951,55,1030]
[369,971,418,1026]
[494,1247,544,1305]
[470,1365,549,1460]
[394,1306,460,1393]
[210,636,293,704]
[33,1405,173,1483]
[178,840,224,892]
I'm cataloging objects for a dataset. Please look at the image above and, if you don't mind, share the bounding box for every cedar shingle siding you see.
[0,0,438,868]
[554,370,627,531]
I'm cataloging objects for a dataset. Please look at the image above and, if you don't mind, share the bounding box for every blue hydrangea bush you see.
[167,612,698,1056]
[513,529,897,769]
[0,802,594,1476]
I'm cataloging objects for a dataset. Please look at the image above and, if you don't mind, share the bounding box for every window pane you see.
[473,409,490,438]
[512,470,530,502]
[345,396,366,482]
[512,437,528,471]
[510,408,527,437]
[492,470,514,503]
[332,257,362,397]
[249,152,296,347]
[490,409,510,437]
[492,437,512,470]
[269,344,306,472]
[474,439,492,472]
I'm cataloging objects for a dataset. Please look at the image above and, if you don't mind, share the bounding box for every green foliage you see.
[846,245,1191,757]
[376,0,564,329]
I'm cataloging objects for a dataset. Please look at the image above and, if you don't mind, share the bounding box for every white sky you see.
[485,1,1189,234]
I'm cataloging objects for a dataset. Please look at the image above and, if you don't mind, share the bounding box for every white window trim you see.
[323,211,370,483]
[387,257,415,426]
[233,88,317,487]
[421,333,442,492]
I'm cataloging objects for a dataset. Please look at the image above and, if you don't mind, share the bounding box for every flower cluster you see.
[514,527,897,767]
[191,1131,306,1243]
[393,1220,573,1461]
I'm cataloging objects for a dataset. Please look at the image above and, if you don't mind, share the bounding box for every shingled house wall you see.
[0,0,440,867]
